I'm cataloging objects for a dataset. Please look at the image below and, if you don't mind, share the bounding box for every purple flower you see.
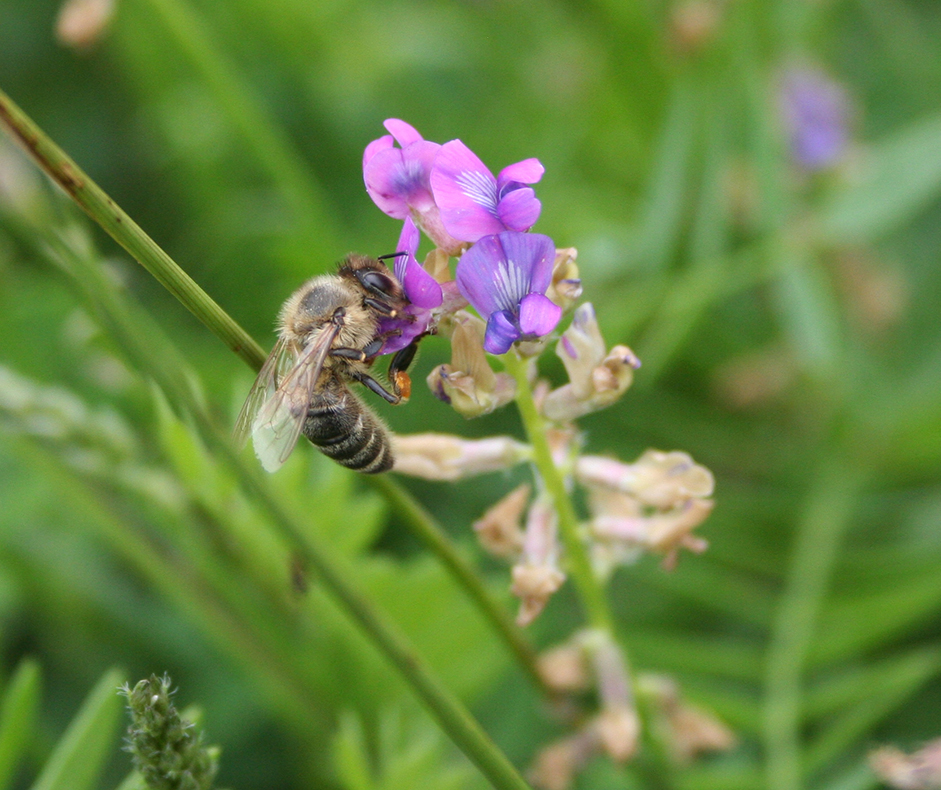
[364,120,463,252]
[456,232,561,355]
[430,140,544,243]
[780,67,850,171]
[379,216,443,354]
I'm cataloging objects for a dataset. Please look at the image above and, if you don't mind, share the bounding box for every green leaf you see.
[29,667,125,790]
[0,658,42,790]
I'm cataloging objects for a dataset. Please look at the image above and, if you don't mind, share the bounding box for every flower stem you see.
[502,352,612,632]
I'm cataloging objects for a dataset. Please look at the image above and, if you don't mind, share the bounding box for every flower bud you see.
[473,484,530,559]
[392,433,528,480]
[594,705,640,763]
[427,311,516,417]
[576,450,714,509]
[537,640,590,693]
[529,731,597,790]
[870,738,941,790]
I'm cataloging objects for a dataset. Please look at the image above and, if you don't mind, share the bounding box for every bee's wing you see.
[250,323,341,472]
[233,336,293,450]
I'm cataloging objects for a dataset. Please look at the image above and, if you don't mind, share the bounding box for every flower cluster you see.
[362,119,723,788]
[364,119,562,359]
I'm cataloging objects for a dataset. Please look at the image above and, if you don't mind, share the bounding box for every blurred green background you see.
[2,0,941,789]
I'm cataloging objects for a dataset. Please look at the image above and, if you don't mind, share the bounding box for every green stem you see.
[502,352,612,632]
[369,475,552,697]
[0,86,266,372]
[763,457,866,790]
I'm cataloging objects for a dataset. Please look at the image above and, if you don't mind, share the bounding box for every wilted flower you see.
[391,432,528,480]
[427,310,516,417]
[537,639,590,693]
[511,496,565,626]
[473,483,530,558]
[779,66,851,171]
[529,731,598,790]
[638,674,736,763]
[377,216,443,354]
[870,738,941,790]
[545,247,582,313]
[456,232,562,354]
[542,303,640,422]
[430,139,544,242]
[363,119,462,252]
[576,450,714,510]
[55,0,116,50]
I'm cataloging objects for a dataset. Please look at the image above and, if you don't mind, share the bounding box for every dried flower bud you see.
[529,731,597,790]
[392,433,528,480]
[537,641,590,693]
[594,705,640,763]
[542,304,640,422]
[56,0,116,50]
[511,497,565,626]
[870,738,941,790]
[639,674,736,763]
[546,247,582,312]
[428,311,516,417]
[473,484,530,558]
[577,450,714,509]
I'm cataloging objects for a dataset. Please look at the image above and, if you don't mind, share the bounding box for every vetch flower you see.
[456,232,562,355]
[779,67,850,171]
[391,433,529,480]
[511,495,566,626]
[431,139,544,242]
[363,119,462,252]
[377,216,443,354]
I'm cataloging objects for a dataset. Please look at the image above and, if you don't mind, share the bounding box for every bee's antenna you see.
[377,251,409,261]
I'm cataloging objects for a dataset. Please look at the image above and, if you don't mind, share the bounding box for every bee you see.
[235,254,420,474]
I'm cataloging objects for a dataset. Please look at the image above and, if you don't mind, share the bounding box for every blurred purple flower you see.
[780,67,850,171]
[363,120,462,252]
[456,232,561,354]
[379,216,443,354]
[431,140,544,242]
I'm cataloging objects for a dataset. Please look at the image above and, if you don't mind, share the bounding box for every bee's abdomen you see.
[303,381,393,474]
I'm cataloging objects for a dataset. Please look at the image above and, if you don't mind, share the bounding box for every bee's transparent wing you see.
[233,336,293,450]
[250,323,340,472]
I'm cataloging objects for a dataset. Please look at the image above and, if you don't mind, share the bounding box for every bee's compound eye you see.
[358,269,397,297]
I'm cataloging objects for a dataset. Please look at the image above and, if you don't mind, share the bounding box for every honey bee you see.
[235,254,420,474]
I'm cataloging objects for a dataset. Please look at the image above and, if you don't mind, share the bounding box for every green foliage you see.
[2,0,941,789]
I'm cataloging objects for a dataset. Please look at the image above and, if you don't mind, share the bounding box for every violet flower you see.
[779,67,850,171]
[430,140,544,242]
[378,216,443,354]
[455,232,562,355]
[363,120,461,252]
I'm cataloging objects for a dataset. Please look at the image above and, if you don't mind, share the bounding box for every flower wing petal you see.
[497,188,541,232]
[518,293,562,338]
[364,141,439,218]
[363,134,393,170]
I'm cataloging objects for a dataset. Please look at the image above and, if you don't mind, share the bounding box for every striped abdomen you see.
[303,375,393,473]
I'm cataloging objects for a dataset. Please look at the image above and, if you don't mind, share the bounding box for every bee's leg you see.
[352,371,401,404]
[330,347,368,362]
[363,298,399,316]
[388,337,421,402]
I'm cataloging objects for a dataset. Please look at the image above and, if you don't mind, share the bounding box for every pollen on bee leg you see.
[393,370,412,401]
